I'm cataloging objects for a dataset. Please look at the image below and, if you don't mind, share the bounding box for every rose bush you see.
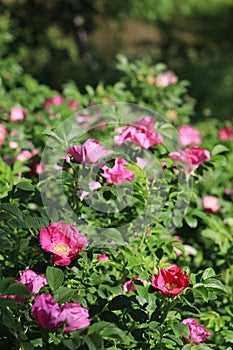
[0,25,232,349]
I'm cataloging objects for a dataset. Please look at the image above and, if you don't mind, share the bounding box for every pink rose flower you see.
[123,276,147,293]
[101,158,134,185]
[16,269,48,295]
[181,318,211,344]
[32,293,62,331]
[219,125,233,140]
[0,125,7,146]
[97,253,109,261]
[10,107,26,122]
[68,99,79,110]
[40,222,88,266]
[152,264,190,296]
[172,235,183,256]
[16,148,39,162]
[32,294,90,333]
[169,147,210,173]
[178,125,201,146]
[224,188,232,196]
[1,269,48,303]
[155,70,178,87]
[44,95,63,112]
[59,303,90,333]
[67,139,113,166]
[114,116,163,149]
[202,195,221,213]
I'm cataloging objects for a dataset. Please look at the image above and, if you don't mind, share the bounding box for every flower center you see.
[165,282,179,290]
[53,243,69,254]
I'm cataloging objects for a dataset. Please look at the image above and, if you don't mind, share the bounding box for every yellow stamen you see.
[53,243,69,254]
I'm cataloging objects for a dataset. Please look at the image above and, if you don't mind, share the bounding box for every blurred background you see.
[0,0,233,120]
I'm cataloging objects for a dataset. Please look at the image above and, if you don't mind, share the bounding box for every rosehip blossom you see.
[97,253,109,261]
[181,318,211,344]
[1,269,48,303]
[219,125,233,140]
[224,188,232,196]
[16,149,39,162]
[178,125,202,146]
[59,302,90,333]
[202,195,221,213]
[77,181,102,202]
[44,95,63,112]
[0,125,7,146]
[123,276,147,293]
[68,99,79,110]
[32,293,90,333]
[172,235,183,256]
[152,264,190,296]
[67,139,113,166]
[40,222,88,266]
[114,116,163,149]
[169,146,210,173]
[101,158,134,185]
[10,107,26,122]
[155,70,178,87]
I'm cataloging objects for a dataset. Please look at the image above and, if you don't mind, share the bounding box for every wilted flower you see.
[155,70,178,87]
[169,147,210,173]
[67,139,113,166]
[10,107,26,123]
[202,195,221,213]
[101,158,134,184]
[114,116,163,149]
[219,125,233,140]
[178,125,201,146]
[40,222,88,266]
[0,125,7,146]
[181,318,211,344]
[152,264,189,296]
[123,276,147,292]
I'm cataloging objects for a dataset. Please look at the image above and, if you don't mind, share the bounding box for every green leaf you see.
[212,144,229,156]
[84,333,104,350]
[87,321,110,336]
[203,278,227,293]
[184,215,198,228]
[100,325,129,345]
[5,283,31,297]
[202,268,216,280]
[46,267,64,292]
[0,277,15,293]
[172,322,190,338]
[54,286,74,304]
[17,179,35,191]
[108,295,130,310]
[0,203,23,219]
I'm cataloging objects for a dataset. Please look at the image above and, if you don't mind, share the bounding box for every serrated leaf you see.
[17,180,35,191]
[54,286,74,304]
[0,203,23,219]
[46,267,64,292]
[172,322,190,338]
[5,283,30,297]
